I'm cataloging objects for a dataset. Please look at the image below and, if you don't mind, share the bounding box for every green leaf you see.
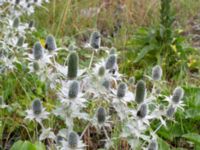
[134,45,157,63]
[158,137,171,150]
[182,133,200,145]
[10,140,41,150]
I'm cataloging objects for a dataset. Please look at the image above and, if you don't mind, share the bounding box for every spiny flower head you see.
[110,47,116,55]
[68,131,78,148]
[32,98,42,115]
[152,65,162,81]
[166,105,175,117]
[135,80,146,104]
[67,52,79,79]
[102,79,110,89]
[97,107,106,124]
[148,140,158,150]
[117,82,127,98]
[90,31,101,49]
[45,35,57,51]
[98,66,105,77]
[17,36,24,47]
[13,17,20,28]
[137,103,147,118]
[172,87,184,103]
[68,80,79,99]
[105,54,116,70]
[33,42,44,60]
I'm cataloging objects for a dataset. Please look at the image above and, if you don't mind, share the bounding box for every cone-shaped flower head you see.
[33,62,40,71]
[152,65,162,81]
[172,87,184,103]
[148,140,158,150]
[68,131,78,148]
[105,54,116,70]
[135,80,146,104]
[67,52,79,79]
[68,80,79,99]
[110,47,116,55]
[137,103,147,118]
[45,35,57,51]
[90,31,101,49]
[117,82,127,98]
[33,42,44,60]
[29,20,35,28]
[13,17,20,28]
[32,99,42,115]
[128,77,135,84]
[97,107,106,124]
[98,66,105,77]
[166,105,175,117]
[102,79,110,89]
[15,0,20,5]
[17,36,24,47]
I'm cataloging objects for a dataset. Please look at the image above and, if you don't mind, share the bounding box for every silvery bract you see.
[13,17,20,28]
[166,105,175,117]
[105,54,116,70]
[90,31,101,49]
[68,131,78,148]
[67,52,79,79]
[137,103,147,118]
[148,140,158,150]
[135,80,146,104]
[172,87,184,103]
[33,42,44,60]
[152,65,162,81]
[98,66,105,77]
[45,35,57,51]
[97,107,106,124]
[17,36,24,47]
[32,99,42,115]
[68,80,79,99]
[117,82,127,98]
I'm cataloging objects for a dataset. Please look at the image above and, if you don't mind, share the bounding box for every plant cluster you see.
[0,0,186,150]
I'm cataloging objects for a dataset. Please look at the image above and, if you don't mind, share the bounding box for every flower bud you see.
[90,31,101,49]
[68,80,79,99]
[110,47,116,55]
[68,131,78,148]
[172,87,184,103]
[166,105,175,117]
[97,107,106,124]
[98,66,105,76]
[17,36,24,47]
[105,54,116,70]
[67,52,79,79]
[102,79,110,89]
[33,62,40,71]
[33,42,43,60]
[128,77,135,84]
[32,99,42,115]
[45,35,57,51]
[13,17,20,28]
[137,103,147,118]
[135,80,146,104]
[152,65,162,81]
[117,82,127,98]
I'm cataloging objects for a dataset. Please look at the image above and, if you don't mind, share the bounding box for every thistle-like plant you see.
[135,80,146,104]
[117,82,127,98]
[67,52,79,79]
[13,17,20,28]
[33,42,44,60]
[97,107,106,124]
[172,87,184,104]
[68,80,79,99]
[45,35,57,51]
[152,65,162,81]
[90,31,101,49]
[105,54,117,70]
[137,103,147,119]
